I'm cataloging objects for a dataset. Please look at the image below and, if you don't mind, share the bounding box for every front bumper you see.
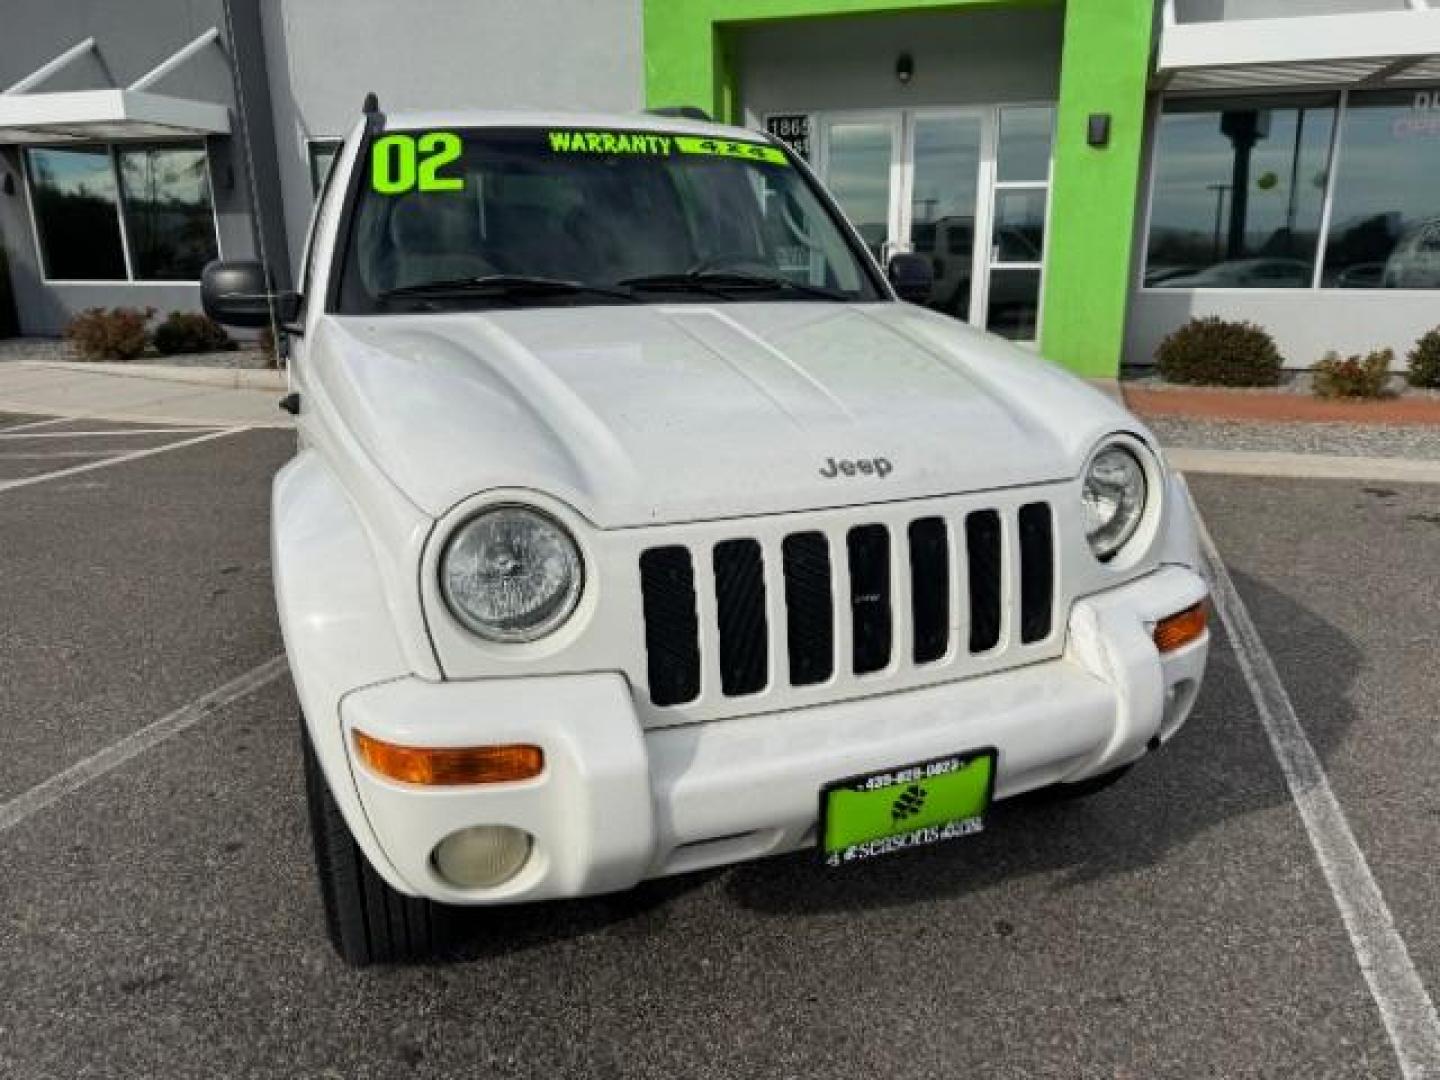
[337,565,1208,905]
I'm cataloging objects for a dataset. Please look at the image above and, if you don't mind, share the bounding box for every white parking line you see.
[1190,487,1440,1080]
[0,416,70,433]
[0,657,289,835]
[0,426,248,494]
[0,427,220,439]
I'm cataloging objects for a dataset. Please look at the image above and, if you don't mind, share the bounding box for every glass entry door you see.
[813,106,1054,342]
[908,112,985,323]
[817,114,902,264]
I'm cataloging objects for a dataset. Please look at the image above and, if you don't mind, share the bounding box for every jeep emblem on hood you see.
[819,456,893,480]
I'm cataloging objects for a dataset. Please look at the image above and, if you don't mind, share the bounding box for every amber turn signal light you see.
[1154,601,1208,654]
[353,732,544,786]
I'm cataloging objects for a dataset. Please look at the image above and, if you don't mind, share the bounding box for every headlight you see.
[1082,444,1148,561]
[440,506,583,642]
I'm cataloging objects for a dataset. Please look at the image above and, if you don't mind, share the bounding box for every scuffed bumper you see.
[338,565,1208,905]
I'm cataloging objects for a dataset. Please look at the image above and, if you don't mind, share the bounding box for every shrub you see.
[152,310,232,355]
[63,306,154,362]
[1407,328,1440,389]
[1155,317,1284,387]
[1313,349,1393,399]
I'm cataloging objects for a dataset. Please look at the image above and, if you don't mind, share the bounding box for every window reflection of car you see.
[1159,258,1312,288]
[1333,262,1386,289]
[1382,218,1440,289]
[912,215,974,316]
[910,217,1038,318]
[1143,265,1193,287]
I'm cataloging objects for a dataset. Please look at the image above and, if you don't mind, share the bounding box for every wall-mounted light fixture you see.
[1087,113,1112,148]
[896,52,914,86]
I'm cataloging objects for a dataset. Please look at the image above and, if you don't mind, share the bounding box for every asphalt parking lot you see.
[2,410,1437,1079]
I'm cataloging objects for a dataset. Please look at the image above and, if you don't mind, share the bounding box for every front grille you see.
[846,525,892,675]
[908,517,949,664]
[782,532,833,687]
[712,538,768,696]
[638,546,701,706]
[638,500,1056,710]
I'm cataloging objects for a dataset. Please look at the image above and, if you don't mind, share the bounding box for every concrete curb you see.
[22,361,287,392]
[1168,446,1440,485]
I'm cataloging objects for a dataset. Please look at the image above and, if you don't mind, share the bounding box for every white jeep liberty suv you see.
[203,101,1210,966]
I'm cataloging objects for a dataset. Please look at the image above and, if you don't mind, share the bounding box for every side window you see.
[308,140,342,196]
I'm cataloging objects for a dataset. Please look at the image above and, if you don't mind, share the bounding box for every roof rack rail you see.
[646,105,711,122]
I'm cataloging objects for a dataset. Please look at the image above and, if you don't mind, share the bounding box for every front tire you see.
[302,726,451,966]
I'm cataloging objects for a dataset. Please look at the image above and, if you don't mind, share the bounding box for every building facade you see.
[1,0,1437,377]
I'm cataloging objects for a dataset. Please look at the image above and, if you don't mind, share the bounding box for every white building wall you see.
[1125,288,1440,368]
[735,7,1064,123]
[261,0,645,275]
[1173,0,1410,22]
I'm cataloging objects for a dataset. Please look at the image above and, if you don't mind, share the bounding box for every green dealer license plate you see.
[819,749,996,867]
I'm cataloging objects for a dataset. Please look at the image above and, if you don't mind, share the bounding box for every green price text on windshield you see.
[546,129,788,166]
[371,132,463,195]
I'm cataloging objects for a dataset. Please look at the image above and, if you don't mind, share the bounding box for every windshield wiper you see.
[379,274,638,304]
[618,271,848,301]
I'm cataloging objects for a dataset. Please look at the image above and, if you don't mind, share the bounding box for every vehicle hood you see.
[309,303,1142,527]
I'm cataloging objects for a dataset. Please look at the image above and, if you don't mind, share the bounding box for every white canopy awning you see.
[0,31,229,144]
[0,88,230,143]
[1156,6,1440,92]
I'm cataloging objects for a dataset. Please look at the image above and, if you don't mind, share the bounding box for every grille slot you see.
[782,532,834,687]
[966,510,1003,653]
[636,498,1055,713]
[713,538,769,696]
[908,517,950,664]
[638,546,701,706]
[1018,502,1054,644]
[846,524,892,675]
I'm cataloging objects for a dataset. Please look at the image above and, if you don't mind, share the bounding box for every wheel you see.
[302,725,452,965]
[1031,763,1134,803]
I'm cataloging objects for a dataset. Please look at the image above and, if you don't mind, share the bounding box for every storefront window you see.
[25,147,127,281]
[1321,88,1440,289]
[996,107,1053,184]
[1144,96,1336,289]
[116,145,219,280]
[988,107,1053,341]
[26,142,219,283]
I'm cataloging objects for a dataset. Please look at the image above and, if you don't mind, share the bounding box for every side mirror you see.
[201,260,300,327]
[887,252,934,304]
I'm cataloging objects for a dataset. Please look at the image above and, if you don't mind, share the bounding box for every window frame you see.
[1138,85,1440,296]
[21,140,223,286]
[307,138,343,197]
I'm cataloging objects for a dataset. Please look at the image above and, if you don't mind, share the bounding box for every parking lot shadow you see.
[435,871,721,963]
[719,568,1362,919]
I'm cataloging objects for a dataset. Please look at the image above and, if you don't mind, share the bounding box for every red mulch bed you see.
[1123,386,1440,426]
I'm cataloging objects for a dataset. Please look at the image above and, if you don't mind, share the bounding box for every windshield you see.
[333,126,884,313]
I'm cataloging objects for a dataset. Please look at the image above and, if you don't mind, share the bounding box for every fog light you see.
[433,826,532,889]
[1154,601,1208,654]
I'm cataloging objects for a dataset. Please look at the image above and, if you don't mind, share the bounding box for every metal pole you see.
[128,28,221,92]
[3,38,97,95]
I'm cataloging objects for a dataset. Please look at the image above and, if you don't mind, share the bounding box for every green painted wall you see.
[642,0,1155,378]
[1039,2,1154,377]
